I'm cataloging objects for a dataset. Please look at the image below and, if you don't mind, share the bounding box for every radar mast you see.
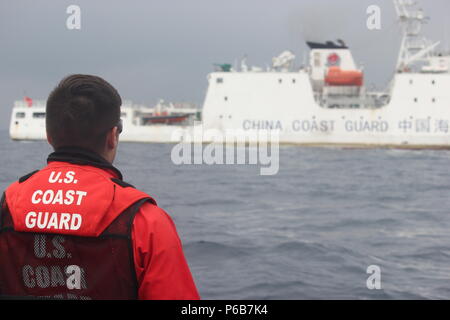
[394,0,440,72]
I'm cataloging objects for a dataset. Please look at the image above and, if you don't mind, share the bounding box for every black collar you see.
[47,147,123,180]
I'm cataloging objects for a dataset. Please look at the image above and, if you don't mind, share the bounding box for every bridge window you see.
[15,112,26,119]
[32,112,46,119]
[217,78,224,84]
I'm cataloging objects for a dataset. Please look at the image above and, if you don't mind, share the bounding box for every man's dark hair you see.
[46,74,122,151]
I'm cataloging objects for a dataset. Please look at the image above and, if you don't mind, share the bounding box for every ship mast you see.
[394,0,440,72]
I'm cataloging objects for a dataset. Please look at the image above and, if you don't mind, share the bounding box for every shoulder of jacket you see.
[5,169,40,198]
[4,169,40,212]
[110,178,157,206]
[111,178,136,189]
[18,170,40,183]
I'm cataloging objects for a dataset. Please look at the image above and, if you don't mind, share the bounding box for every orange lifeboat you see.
[325,66,363,86]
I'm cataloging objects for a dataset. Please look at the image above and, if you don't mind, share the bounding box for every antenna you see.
[393,0,440,71]
[445,20,450,54]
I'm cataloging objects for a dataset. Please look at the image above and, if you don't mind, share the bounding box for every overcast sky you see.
[1,0,449,129]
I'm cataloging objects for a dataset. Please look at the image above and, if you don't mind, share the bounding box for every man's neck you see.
[47,146,123,180]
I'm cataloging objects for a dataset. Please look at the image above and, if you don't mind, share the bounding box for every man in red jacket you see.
[0,74,200,300]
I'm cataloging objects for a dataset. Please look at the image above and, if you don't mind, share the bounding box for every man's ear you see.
[46,132,54,146]
[106,127,119,150]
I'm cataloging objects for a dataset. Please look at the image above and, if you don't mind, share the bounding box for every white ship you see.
[10,99,200,143]
[9,0,450,148]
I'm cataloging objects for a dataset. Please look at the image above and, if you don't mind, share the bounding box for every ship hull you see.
[198,72,450,148]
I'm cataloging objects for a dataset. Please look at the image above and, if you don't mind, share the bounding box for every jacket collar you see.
[47,146,123,180]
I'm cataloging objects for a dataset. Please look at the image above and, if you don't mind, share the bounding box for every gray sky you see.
[1,0,449,128]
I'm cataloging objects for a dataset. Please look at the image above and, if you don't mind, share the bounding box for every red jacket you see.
[132,196,200,300]
[1,148,200,300]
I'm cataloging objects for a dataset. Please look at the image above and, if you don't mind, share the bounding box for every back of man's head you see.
[46,74,122,153]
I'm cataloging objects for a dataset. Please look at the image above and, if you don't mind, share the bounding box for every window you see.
[224,96,228,101]
[432,98,436,103]
[292,79,296,84]
[414,98,418,103]
[121,112,127,118]
[409,79,413,85]
[15,112,25,119]
[216,78,224,84]
[314,52,321,67]
[278,79,283,84]
[432,80,436,85]
[32,112,46,119]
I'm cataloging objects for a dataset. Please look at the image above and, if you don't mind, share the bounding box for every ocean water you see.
[2,129,450,299]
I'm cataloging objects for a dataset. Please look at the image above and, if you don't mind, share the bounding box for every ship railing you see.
[14,100,46,108]
[13,99,199,111]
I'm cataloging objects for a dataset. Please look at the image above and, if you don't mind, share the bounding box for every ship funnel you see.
[306,40,358,84]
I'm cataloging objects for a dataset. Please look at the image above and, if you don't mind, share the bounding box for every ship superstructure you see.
[201,0,450,147]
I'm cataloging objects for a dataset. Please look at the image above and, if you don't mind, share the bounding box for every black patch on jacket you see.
[19,170,39,183]
[111,178,136,189]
